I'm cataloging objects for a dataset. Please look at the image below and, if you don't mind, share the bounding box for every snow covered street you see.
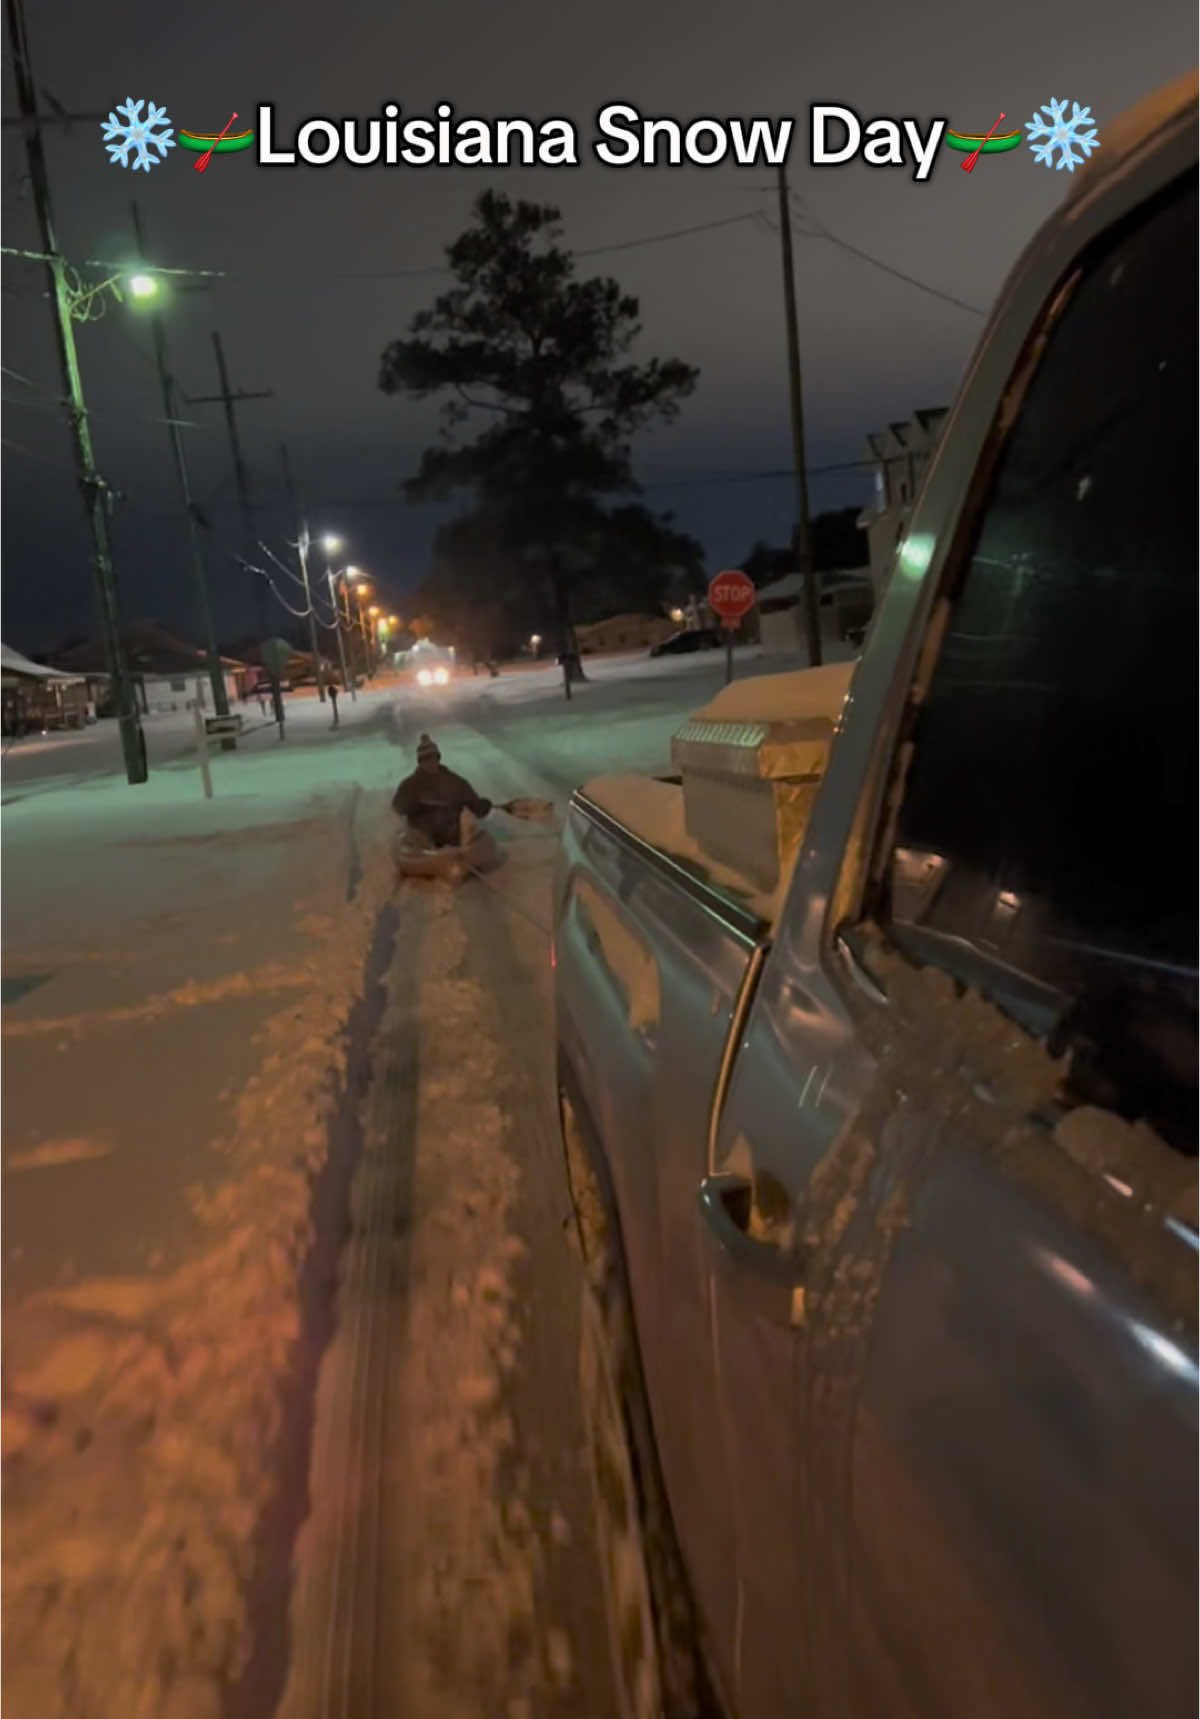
[2,645,830,1717]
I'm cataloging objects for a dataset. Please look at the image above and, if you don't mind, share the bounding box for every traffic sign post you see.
[707,570,756,685]
[259,637,292,740]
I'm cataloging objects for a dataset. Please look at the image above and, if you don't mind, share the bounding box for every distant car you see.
[649,627,722,658]
[403,644,455,687]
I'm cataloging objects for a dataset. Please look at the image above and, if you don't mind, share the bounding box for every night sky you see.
[2,0,1194,655]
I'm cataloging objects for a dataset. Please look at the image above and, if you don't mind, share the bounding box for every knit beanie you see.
[417,733,440,765]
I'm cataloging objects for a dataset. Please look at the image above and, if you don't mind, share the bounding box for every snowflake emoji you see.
[1025,99,1100,173]
[101,98,175,172]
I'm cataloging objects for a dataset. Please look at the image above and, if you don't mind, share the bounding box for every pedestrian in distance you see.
[329,681,340,728]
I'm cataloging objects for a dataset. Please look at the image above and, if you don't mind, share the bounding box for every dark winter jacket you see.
[392,766,493,849]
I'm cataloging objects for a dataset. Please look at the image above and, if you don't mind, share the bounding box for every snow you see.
[583,773,787,926]
[1,640,82,680]
[3,692,397,1716]
[688,659,856,726]
[2,644,842,1712]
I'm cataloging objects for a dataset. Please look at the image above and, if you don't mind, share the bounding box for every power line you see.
[5,198,984,327]
[220,543,317,622]
[3,211,765,292]
[575,211,759,260]
[0,386,207,429]
[189,331,274,633]
[787,195,988,317]
[291,458,875,512]
[257,536,313,597]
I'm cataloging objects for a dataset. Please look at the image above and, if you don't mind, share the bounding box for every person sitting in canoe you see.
[392,733,494,851]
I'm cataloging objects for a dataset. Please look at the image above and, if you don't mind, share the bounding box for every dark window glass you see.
[887,178,1197,1150]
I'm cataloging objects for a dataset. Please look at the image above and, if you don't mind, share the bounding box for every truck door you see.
[702,166,1197,1719]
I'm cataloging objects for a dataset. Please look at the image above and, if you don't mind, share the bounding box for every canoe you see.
[394,828,500,882]
[944,128,1023,154]
[177,129,256,153]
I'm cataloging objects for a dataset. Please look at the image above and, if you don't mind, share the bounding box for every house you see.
[756,571,875,656]
[223,637,334,691]
[1,642,90,735]
[574,612,678,654]
[857,407,949,595]
[49,621,247,714]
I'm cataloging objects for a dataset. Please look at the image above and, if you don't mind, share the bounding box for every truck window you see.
[883,175,1198,1153]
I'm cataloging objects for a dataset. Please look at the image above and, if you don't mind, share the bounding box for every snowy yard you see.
[1,644,833,1718]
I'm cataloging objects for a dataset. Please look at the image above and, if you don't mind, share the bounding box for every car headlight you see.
[417,668,432,686]
[434,667,449,685]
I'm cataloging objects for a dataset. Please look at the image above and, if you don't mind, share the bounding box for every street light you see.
[126,272,159,300]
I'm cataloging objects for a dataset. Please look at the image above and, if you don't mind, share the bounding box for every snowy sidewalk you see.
[2,696,401,1719]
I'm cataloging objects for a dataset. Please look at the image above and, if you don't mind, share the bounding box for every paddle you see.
[499,797,555,821]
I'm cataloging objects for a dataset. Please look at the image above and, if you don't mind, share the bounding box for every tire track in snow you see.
[231,889,403,1719]
[455,876,616,1718]
[275,861,611,1718]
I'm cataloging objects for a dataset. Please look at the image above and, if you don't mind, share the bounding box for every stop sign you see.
[707,569,756,626]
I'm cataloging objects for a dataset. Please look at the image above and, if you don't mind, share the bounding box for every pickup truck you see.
[554,75,1198,1719]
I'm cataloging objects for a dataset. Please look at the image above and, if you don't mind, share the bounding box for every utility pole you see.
[190,332,272,639]
[324,556,355,703]
[5,0,147,783]
[354,586,374,679]
[279,444,326,701]
[130,202,231,730]
[342,575,362,690]
[776,163,823,668]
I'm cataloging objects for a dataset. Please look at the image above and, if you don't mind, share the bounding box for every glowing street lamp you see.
[126,272,159,300]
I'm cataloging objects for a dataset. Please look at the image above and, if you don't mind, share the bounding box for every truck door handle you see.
[698,1173,805,1283]
[833,925,889,1006]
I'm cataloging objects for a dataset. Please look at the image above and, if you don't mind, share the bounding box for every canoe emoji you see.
[178,127,255,154]
[944,127,1022,155]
